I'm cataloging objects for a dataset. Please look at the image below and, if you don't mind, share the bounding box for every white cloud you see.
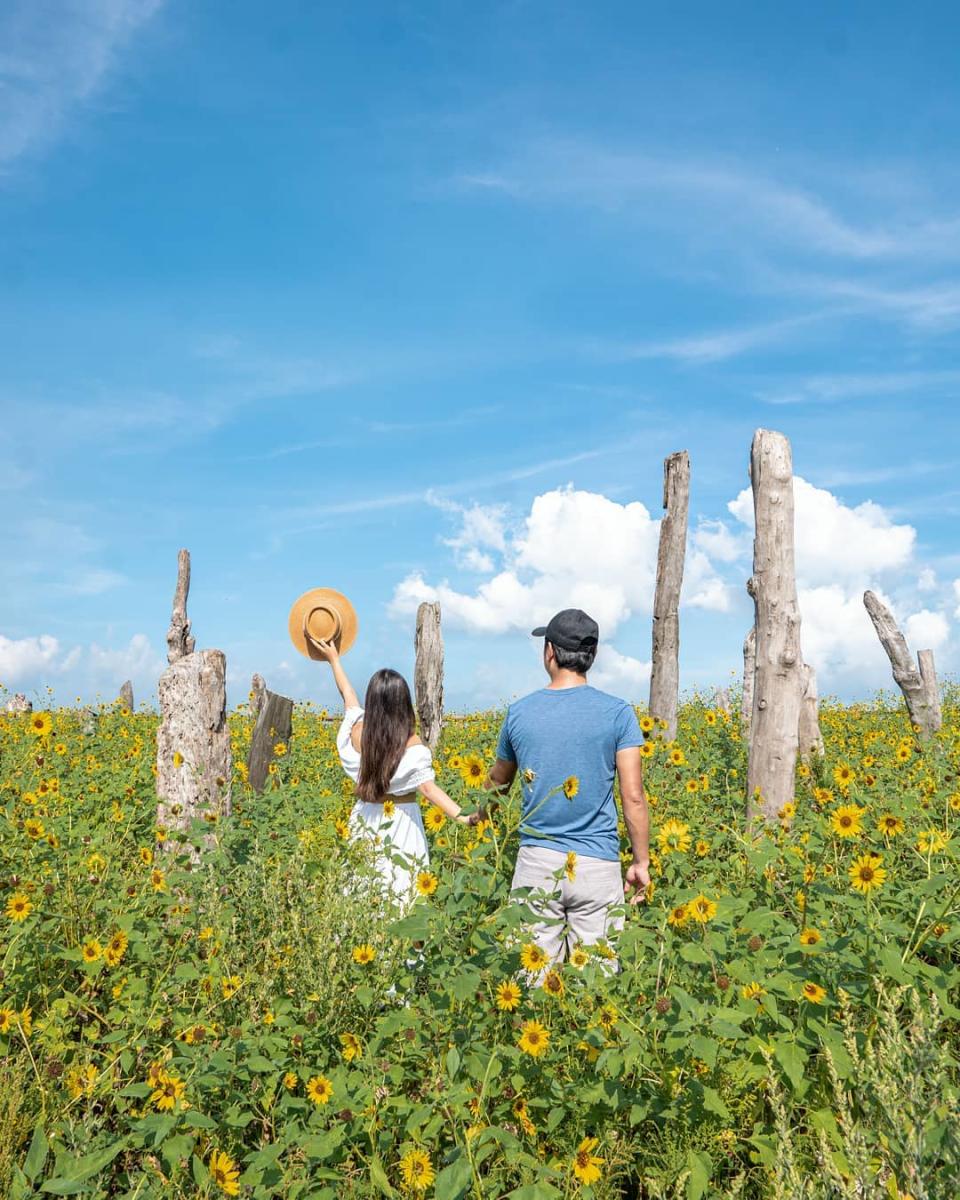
[1,0,163,169]
[904,609,949,653]
[590,646,651,697]
[728,475,916,586]
[917,567,938,592]
[0,633,64,685]
[428,494,509,573]
[0,631,163,702]
[954,579,960,619]
[692,519,748,564]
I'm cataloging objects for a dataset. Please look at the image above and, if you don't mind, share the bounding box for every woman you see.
[313,638,476,906]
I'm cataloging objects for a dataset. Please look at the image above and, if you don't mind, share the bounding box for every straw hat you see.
[288,587,359,659]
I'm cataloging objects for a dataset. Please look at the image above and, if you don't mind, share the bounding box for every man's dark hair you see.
[549,641,597,674]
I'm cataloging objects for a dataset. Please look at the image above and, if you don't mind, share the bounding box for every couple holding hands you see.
[289,589,651,969]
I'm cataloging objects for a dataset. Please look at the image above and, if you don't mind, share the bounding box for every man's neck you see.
[546,671,588,690]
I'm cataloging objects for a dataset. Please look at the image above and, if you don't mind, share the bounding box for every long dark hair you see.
[356,669,417,802]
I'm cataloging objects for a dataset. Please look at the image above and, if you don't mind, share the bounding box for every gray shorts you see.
[510,844,625,966]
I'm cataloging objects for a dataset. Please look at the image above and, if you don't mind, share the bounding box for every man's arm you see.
[485,758,518,795]
[616,746,650,904]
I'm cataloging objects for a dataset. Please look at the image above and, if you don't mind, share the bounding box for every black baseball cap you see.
[531,609,599,652]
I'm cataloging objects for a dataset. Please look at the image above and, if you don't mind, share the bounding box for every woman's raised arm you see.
[311,640,360,711]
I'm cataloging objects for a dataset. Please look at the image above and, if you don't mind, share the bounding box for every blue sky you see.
[2,1,960,712]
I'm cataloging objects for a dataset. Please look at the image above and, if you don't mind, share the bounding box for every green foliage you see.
[0,689,959,1196]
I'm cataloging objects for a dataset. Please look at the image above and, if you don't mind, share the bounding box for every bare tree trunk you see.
[156,649,232,853]
[414,601,444,753]
[6,694,32,714]
[741,626,756,736]
[119,680,134,711]
[863,591,942,739]
[250,672,266,718]
[166,548,196,665]
[247,687,294,792]
[713,688,732,715]
[649,451,691,742]
[798,662,825,760]
[746,431,803,824]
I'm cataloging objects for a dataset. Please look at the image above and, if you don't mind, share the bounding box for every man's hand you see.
[624,860,651,905]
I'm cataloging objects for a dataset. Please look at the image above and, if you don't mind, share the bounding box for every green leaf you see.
[772,1038,807,1094]
[183,1111,218,1130]
[433,1152,473,1200]
[9,1165,30,1200]
[701,1086,730,1120]
[686,1148,712,1200]
[506,1183,562,1200]
[679,943,712,965]
[368,1154,397,1197]
[445,1047,461,1079]
[41,1140,127,1193]
[246,1054,277,1073]
[24,1123,49,1181]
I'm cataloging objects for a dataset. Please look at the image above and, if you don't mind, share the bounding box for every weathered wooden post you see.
[746,431,803,824]
[649,450,690,742]
[414,601,444,753]
[6,694,33,714]
[250,672,267,718]
[118,680,134,711]
[798,662,824,759]
[863,590,942,739]
[741,626,756,737]
[156,550,231,853]
[713,688,732,716]
[247,682,294,792]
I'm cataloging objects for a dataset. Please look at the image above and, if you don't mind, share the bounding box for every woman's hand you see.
[310,638,340,664]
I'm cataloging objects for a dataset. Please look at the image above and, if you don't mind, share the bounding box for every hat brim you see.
[531,626,548,637]
[288,587,359,660]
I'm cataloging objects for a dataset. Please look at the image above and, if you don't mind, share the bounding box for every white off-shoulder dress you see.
[336,706,433,905]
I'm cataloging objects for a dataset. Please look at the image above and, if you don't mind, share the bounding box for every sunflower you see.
[830,804,865,838]
[639,741,654,759]
[640,714,655,734]
[0,1008,15,1035]
[520,943,549,972]
[571,1137,603,1186]
[669,748,686,766]
[209,1149,240,1196]
[81,939,102,963]
[849,854,886,895]
[687,894,718,924]
[334,817,350,840]
[686,779,700,794]
[139,846,154,865]
[541,969,565,998]
[877,814,904,837]
[895,744,912,762]
[813,787,833,807]
[564,851,577,882]
[24,818,45,840]
[833,764,856,789]
[151,869,167,893]
[704,710,717,726]
[460,754,486,788]
[98,927,126,968]
[382,799,395,818]
[415,871,438,897]
[569,947,589,970]
[399,1149,435,1192]
[917,828,949,854]
[657,818,692,855]
[801,981,827,1004]
[307,1074,334,1106]
[496,980,522,1011]
[283,1071,298,1091]
[150,1071,186,1111]
[66,1064,98,1099]
[778,802,795,821]
[799,928,821,946]
[517,1019,550,1057]
[29,712,52,737]
[741,982,765,1002]
[339,1032,362,1061]
[6,893,32,922]
[352,944,376,965]
[424,806,446,833]
[562,775,580,799]
[597,1003,618,1032]
[221,975,242,999]
[667,902,689,928]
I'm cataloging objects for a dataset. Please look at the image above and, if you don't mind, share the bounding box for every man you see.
[487,608,651,966]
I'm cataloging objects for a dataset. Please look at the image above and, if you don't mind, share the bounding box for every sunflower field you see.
[1,687,960,1200]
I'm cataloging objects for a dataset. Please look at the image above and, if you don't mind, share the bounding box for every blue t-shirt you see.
[495,685,643,862]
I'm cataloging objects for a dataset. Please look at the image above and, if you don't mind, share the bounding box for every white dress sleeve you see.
[336,706,364,782]
[389,744,436,794]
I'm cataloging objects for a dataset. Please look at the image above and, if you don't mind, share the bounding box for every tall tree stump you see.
[798,662,825,760]
[741,626,756,737]
[649,450,690,742]
[415,601,444,753]
[713,688,732,715]
[247,686,294,793]
[155,549,231,854]
[156,650,232,848]
[250,673,267,718]
[119,680,134,711]
[5,694,32,714]
[863,590,942,739]
[746,431,803,824]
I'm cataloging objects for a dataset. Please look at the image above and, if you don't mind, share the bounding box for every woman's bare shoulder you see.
[406,734,423,748]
